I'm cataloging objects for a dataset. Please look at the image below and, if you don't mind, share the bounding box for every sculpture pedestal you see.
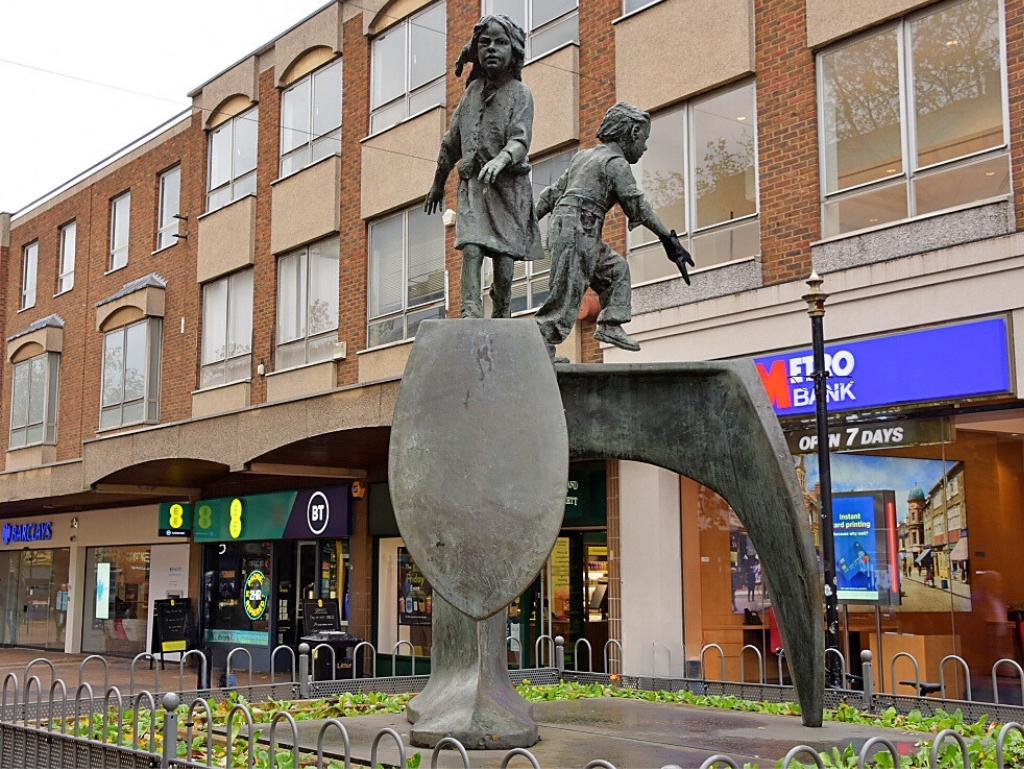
[408,595,536,748]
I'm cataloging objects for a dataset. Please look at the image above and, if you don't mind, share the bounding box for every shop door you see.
[293,542,319,638]
[0,549,70,650]
[0,551,23,646]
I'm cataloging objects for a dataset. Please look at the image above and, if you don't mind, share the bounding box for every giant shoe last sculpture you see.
[388,320,824,749]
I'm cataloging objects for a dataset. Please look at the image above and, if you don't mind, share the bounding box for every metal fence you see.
[0,639,1022,768]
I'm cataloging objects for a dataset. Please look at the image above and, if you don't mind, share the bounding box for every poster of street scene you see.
[728,453,970,614]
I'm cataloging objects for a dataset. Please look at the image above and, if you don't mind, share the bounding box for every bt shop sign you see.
[754,318,1011,418]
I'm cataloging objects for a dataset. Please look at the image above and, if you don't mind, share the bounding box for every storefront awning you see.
[915,547,933,565]
[949,537,969,562]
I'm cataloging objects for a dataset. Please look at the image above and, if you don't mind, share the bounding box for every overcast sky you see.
[0,0,332,215]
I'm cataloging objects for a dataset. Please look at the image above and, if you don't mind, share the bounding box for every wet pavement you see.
[266,698,928,768]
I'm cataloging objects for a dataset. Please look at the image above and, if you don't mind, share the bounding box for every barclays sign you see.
[2,521,53,546]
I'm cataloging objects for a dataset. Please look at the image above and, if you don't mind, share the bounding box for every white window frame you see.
[367,207,446,348]
[109,192,131,271]
[275,238,340,370]
[482,0,579,61]
[622,0,660,14]
[370,2,447,134]
[58,222,75,294]
[21,241,38,310]
[280,59,342,177]
[200,269,254,389]
[817,0,1009,237]
[157,166,181,251]
[100,317,162,430]
[9,352,59,449]
[207,106,259,213]
[628,80,760,282]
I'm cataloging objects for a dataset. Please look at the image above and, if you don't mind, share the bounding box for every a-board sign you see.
[302,599,340,635]
[152,598,192,654]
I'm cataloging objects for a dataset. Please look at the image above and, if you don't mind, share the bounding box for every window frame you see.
[816,0,1010,237]
[156,166,181,251]
[109,192,131,271]
[99,317,162,431]
[275,238,340,370]
[200,269,254,389]
[9,352,59,449]
[280,58,342,177]
[628,80,760,284]
[58,221,76,294]
[21,241,38,310]
[366,206,446,348]
[369,2,447,134]
[482,0,579,61]
[207,106,259,213]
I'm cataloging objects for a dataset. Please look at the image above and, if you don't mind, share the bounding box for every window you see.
[157,166,181,250]
[10,353,59,449]
[367,207,445,347]
[818,0,1008,237]
[281,59,342,176]
[201,270,253,388]
[58,222,75,293]
[109,192,131,271]
[483,0,578,60]
[100,318,161,429]
[623,0,658,13]
[630,81,759,283]
[483,150,574,315]
[276,238,340,369]
[21,241,37,310]
[370,2,446,134]
[208,107,258,212]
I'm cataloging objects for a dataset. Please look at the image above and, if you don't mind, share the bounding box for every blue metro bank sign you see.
[754,317,1012,417]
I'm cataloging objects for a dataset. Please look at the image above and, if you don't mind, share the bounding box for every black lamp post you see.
[803,271,842,688]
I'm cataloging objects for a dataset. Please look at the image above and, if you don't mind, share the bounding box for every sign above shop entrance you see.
[755,317,1011,418]
[158,503,192,538]
[2,521,52,546]
[786,417,952,454]
[193,486,352,543]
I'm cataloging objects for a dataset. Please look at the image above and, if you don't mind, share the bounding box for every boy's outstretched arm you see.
[535,167,569,220]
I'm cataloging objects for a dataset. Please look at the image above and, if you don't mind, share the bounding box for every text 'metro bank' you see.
[754,317,1012,417]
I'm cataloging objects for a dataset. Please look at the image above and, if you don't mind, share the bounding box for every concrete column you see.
[618,461,683,675]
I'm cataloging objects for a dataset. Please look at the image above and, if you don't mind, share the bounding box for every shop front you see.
[193,485,352,672]
[0,521,69,650]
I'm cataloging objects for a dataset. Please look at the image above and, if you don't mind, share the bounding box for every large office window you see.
[483,0,578,60]
[201,270,253,389]
[281,59,342,177]
[367,207,445,347]
[100,318,161,430]
[58,222,75,294]
[109,192,131,271]
[208,107,258,212]
[21,241,38,310]
[276,238,340,370]
[819,0,1008,236]
[370,2,446,134]
[630,81,759,284]
[10,353,59,449]
[156,167,181,250]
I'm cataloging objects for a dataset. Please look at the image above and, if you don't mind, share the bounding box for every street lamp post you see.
[803,271,842,688]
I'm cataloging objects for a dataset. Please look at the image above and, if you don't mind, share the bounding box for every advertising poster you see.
[833,491,900,605]
[397,547,432,626]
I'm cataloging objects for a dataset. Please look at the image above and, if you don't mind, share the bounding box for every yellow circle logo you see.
[169,504,184,529]
[243,570,268,621]
[229,499,243,539]
[196,505,213,530]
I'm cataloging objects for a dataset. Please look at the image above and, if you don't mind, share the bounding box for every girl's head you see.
[455,14,526,82]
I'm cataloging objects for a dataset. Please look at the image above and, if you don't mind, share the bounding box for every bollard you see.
[161,692,180,769]
[298,643,311,699]
[860,650,874,713]
[555,636,565,673]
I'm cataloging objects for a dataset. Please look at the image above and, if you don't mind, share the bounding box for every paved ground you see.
[260,699,928,768]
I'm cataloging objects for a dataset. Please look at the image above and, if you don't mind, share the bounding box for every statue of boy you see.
[425,15,543,318]
[535,102,692,354]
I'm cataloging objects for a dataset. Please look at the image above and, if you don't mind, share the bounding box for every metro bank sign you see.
[754,318,1012,418]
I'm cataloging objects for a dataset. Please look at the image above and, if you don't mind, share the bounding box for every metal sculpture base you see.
[407,595,536,748]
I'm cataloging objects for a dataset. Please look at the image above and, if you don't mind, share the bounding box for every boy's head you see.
[597,103,652,163]
[455,15,526,82]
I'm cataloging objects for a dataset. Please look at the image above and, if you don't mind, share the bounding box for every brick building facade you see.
[1,0,1023,689]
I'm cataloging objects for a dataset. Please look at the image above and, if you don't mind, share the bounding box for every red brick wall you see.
[754,0,820,286]
[1006,0,1024,231]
